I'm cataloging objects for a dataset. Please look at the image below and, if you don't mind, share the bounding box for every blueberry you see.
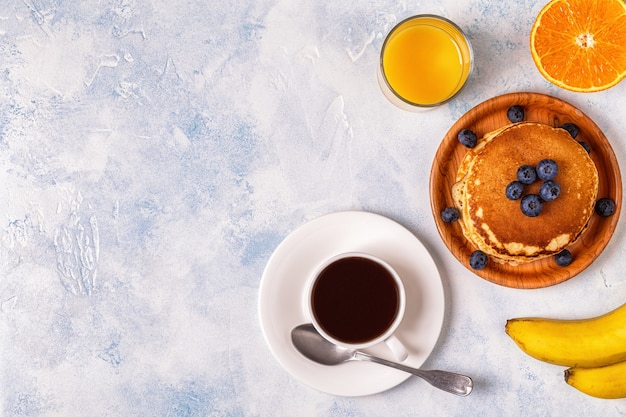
[578,141,591,154]
[595,198,616,217]
[516,164,537,185]
[521,194,543,217]
[441,207,460,223]
[507,105,525,123]
[458,129,478,148]
[469,250,488,270]
[505,181,525,200]
[561,123,579,138]
[536,159,558,180]
[539,180,561,201]
[554,249,573,267]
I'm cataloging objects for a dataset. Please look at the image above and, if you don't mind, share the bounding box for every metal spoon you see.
[291,323,473,396]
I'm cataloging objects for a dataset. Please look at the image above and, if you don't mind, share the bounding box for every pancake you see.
[452,122,599,265]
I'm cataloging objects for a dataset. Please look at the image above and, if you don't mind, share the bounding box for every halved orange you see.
[530,0,626,92]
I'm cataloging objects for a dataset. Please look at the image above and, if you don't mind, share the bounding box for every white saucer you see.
[258,211,445,396]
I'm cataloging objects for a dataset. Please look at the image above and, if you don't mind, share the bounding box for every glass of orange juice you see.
[378,15,473,111]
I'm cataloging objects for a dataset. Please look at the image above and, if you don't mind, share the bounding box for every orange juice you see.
[379,16,473,109]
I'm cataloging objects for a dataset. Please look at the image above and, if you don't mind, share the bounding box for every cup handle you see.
[384,334,408,362]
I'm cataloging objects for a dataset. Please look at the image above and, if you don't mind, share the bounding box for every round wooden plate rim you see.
[430,92,622,289]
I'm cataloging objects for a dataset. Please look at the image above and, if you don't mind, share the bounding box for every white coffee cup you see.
[305,252,408,361]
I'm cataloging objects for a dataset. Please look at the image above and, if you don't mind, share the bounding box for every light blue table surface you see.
[2,1,626,416]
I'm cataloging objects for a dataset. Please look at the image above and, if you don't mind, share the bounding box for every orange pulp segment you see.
[530,0,626,92]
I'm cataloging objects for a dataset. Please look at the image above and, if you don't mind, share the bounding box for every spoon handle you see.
[354,351,473,396]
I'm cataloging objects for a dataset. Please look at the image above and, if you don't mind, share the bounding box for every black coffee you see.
[311,256,400,344]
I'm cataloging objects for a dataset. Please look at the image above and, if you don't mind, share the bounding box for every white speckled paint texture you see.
[1,0,626,416]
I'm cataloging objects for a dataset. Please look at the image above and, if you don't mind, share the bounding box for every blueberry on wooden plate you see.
[469,250,488,270]
[507,105,525,123]
[441,207,460,223]
[561,123,579,138]
[554,249,573,267]
[595,198,616,217]
[458,129,478,148]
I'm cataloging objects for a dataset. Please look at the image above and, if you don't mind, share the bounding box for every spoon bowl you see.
[291,323,473,396]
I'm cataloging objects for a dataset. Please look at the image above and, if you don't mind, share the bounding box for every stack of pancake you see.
[452,122,599,265]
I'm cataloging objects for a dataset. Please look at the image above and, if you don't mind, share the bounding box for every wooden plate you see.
[430,92,622,288]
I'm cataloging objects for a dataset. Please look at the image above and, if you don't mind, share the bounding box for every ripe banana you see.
[565,360,626,399]
[505,302,626,367]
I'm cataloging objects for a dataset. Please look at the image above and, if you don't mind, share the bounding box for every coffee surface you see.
[311,256,400,344]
